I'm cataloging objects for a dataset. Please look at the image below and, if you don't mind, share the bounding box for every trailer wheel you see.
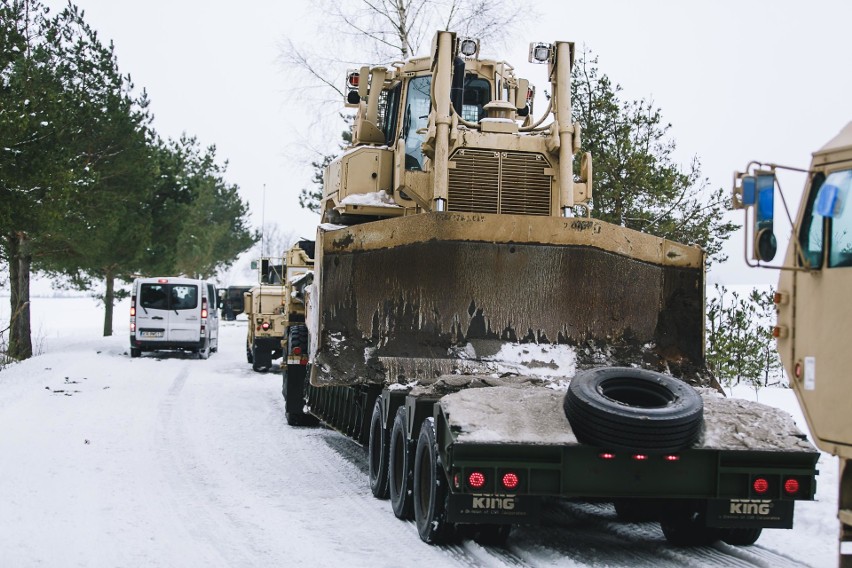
[719,527,762,546]
[660,501,718,546]
[564,367,703,453]
[389,407,414,520]
[368,398,390,499]
[413,417,455,544]
[282,365,318,427]
[469,524,511,546]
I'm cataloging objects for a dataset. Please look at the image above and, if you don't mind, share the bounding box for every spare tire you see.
[564,367,703,453]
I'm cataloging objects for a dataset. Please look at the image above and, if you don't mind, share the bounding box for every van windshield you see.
[140,284,198,311]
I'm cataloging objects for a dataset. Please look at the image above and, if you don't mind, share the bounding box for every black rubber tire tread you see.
[564,367,704,453]
[130,348,141,358]
[659,503,719,547]
[719,527,762,546]
[389,407,414,520]
[288,324,308,356]
[413,418,455,544]
[368,398,390,499]
[283,366,318,427]
[470,524,511,546]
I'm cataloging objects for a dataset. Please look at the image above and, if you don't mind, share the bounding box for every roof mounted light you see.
[459,37,479,58]
[528,42,553,64]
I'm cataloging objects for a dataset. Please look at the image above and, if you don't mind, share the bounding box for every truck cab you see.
[734,121,852,565]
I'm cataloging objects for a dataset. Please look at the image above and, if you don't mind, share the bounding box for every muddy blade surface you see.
[313,216,705,387]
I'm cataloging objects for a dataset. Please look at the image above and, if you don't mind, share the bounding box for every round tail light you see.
[784,478,800,495]
[468,471,486,489]
[753,478,770,494]
[502,472,519,490]
[261,322,270,330]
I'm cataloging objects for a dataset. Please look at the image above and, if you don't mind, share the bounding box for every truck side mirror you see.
[754,172,777,262]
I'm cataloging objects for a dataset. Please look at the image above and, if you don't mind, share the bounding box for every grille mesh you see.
[447,149,552,216]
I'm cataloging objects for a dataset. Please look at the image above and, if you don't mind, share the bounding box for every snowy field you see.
[0,296,840,567]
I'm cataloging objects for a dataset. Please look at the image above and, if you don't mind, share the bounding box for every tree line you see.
[1,0,256,360]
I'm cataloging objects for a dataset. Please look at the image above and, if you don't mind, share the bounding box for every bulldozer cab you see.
[733,121,852,458]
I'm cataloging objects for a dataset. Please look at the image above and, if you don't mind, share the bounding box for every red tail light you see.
[632,454,648,461]
[261,322,270,330]
[502,472,519,490]
[599,452,616,460]
[753,478,770,494]
[130,296,136,317]
[201,298,208,319]
[130,323,136,332]
[663,455,680,462]
[784,478,800,495]
[293,346,302,355]
[468,471,486,489]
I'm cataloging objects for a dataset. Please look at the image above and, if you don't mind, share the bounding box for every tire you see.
[246,342,254,364]
[389,407,414,520]
[660,501,718,546]
[564,367,704,453]
[198,340,210,360]
[413,417,454,544]
[130,348,141,358]
[283,365,318,427]
[719,527,762,546]
[252,341,269,372]
[288,325,308,359]
[368,398,390,499]
[614,499,660,522]
[469,524,511,546]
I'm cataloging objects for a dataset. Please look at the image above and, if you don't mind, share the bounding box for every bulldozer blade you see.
[310,213,706,388]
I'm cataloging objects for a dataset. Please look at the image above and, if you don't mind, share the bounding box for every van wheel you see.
[130,348,141,358]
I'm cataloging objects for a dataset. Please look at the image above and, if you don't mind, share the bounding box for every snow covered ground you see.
[0,296,840,567]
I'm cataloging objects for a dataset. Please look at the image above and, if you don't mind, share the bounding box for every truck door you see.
[788,167,852,448]
[167,283,200,343]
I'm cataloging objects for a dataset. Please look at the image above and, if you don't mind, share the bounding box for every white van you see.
[129,277,220,359]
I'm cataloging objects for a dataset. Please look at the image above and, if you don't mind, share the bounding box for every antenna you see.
[261,183,266,256]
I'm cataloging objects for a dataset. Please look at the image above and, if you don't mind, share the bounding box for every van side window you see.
[170,285,198,310]
[207,283,217,314]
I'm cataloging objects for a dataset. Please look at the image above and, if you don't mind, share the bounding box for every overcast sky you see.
[53,0,852,285]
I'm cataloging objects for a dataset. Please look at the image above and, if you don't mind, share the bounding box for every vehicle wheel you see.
[564,367,704,453]
[614,498,660,522]
[389,407,414,520]
[288,325,308,359]
[283,365,318,427]
[246,342,254,364]
[413,417,455,544]
[368,398,390,499]
[130,348,141,358]
[469,524,511,546]
[660,502,718,546]
[198,340,210,360]
[252,341,269,372]
[719,527,762,546]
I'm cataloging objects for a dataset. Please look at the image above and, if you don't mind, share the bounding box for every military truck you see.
[244,241,314,372]
[734,122,852,565]
[282,32,820,547]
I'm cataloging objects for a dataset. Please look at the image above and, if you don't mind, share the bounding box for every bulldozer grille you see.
[448,149,552,216]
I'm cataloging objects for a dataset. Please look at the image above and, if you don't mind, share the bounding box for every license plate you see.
[706,499,794,529]
[140,331,164,338]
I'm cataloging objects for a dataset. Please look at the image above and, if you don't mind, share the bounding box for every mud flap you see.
[706,499,794,529]
[447,493,541,524]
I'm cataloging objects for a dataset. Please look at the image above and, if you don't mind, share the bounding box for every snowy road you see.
[0,298,839,567]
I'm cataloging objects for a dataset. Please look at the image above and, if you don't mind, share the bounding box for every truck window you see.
[379,84,401,147]
[799,172,826,268]
[825,169,852,267]
[404,76,432,170]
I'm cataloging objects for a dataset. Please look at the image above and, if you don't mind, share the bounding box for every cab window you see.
[799,172,825,268]
[403,76,431,170]
[823,169,852,267]
[462,76,491,122]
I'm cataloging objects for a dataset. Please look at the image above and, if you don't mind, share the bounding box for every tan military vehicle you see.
[734,122,852,565]
[244,240,314,372]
